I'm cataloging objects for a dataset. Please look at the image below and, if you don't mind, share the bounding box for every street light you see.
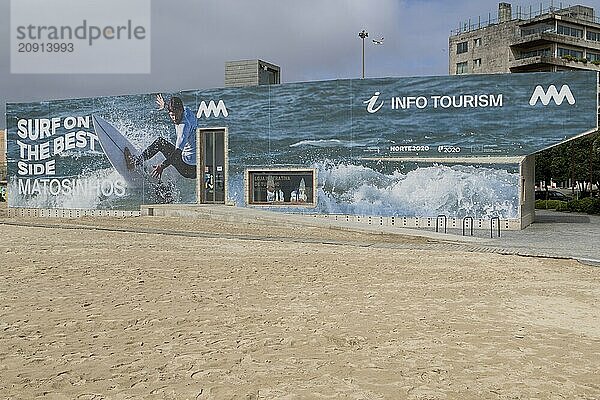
[358,29,368,79]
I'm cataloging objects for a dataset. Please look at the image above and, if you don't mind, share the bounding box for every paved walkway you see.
[143,205,599,266]
[477,210,599,264]
[2,203,598,266]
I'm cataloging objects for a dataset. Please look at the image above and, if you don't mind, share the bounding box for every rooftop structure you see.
[224,60,281,88]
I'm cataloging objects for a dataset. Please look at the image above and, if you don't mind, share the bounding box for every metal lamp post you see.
[358,29,368,79]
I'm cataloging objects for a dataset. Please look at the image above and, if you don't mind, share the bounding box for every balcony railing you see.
[452,3,600,35]
[509,54,600,70]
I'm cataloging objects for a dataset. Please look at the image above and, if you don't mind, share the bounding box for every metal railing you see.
[430,215,503,238]
[435,214,447,234]
[452,2,600,36]
[490,217,501,238]
[462,216,474,236]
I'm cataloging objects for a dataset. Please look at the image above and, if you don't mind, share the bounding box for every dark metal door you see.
[201,129,225,204]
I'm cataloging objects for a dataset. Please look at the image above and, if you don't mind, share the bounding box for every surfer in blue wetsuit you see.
[124,94,197,180]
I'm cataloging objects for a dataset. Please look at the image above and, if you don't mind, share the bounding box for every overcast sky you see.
[3,0,600,128]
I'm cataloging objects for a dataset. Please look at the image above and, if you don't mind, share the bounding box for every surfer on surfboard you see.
[124,94,197,180]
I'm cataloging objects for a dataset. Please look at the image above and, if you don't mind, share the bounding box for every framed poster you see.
[245,168,316,207]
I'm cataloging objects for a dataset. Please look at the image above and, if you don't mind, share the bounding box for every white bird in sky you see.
[372,37,384,45]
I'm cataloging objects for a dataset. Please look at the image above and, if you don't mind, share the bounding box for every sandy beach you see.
[0,213,599,399]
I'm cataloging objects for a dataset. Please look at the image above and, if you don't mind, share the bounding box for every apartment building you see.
[449,2,600,74]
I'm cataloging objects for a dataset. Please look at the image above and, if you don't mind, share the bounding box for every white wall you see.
[520,155,536,229]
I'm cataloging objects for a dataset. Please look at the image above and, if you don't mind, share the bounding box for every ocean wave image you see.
[289,138,381,149]
[229,161,520,219]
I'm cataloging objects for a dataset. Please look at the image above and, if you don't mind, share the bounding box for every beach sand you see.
[0,213,599,399]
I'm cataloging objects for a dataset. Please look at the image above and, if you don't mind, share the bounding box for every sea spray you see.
[229,161,519,219]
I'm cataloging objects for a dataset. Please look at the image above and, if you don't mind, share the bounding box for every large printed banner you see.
[6,71,598,218]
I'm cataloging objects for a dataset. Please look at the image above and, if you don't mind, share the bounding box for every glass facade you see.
[521,23,555,36]
[557,24,583,38]
[586,30,600,42]
[520,48,551,59]
[558,47,583,59]
[586,52,600,61]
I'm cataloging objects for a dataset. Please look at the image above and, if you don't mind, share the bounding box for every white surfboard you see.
[92,114,148,187]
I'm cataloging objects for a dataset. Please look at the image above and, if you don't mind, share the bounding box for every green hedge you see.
[535,198,600,214]
[535,200,566,210]
[566,197,600,214]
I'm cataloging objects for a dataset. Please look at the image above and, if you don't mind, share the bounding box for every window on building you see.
[520,48,551,59]
[456,61,468,74]
[259,67,280,85]
[474,38,481,47]
[587,30,600,42]
[586,52,600,62]
[456,41,468,54]
[521,27,535,36]
[557,24,583,38]
[473,58,482,68]
[558,47,583,59]
[521,23,554,36]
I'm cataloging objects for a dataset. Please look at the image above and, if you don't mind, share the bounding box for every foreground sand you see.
[0,215,599,399]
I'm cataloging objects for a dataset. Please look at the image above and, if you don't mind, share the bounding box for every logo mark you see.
[529,84,575,106]
[364,91,384,113]
[197,100,229,118]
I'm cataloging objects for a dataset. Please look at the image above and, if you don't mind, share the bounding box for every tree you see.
[535,131,599,196]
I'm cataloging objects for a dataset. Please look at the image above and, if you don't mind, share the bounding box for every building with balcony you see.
[449,2,600,75]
